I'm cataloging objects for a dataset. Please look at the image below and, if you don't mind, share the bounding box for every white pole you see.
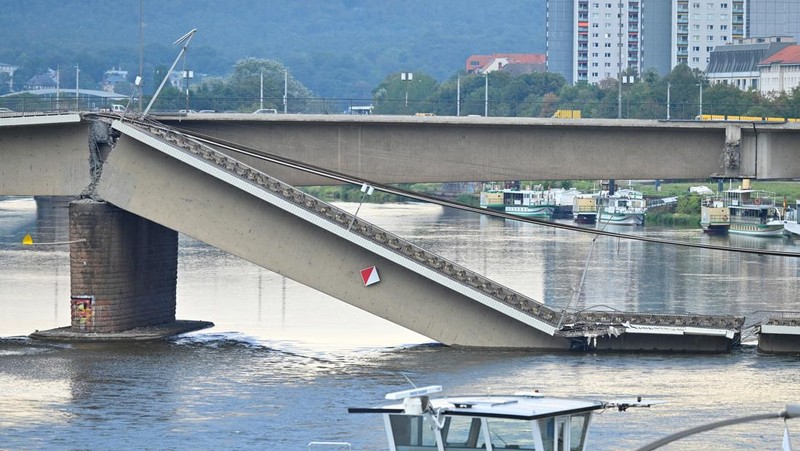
[666,82,670,120]
[56,66,60,111]
[617,1,623,119]
[484,73,488,117]
[260,70,264,110]
[699,83,703,117]
[456,76,461,116]
[143,29,197,117]
[75,64,79,110]
[283,69,288,114]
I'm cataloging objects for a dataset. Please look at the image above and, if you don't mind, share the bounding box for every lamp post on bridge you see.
[348,183,374,231]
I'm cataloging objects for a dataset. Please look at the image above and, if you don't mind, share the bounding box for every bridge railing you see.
[126,120,744,335]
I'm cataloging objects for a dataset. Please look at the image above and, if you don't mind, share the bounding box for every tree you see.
[372,71,439,115]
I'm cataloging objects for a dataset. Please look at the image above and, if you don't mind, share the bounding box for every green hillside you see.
[0,0,545,99]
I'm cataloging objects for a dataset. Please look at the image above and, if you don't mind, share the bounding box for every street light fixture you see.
[143,28,197,117]
[348,183,375,231]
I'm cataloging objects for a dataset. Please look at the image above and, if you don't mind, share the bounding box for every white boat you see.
[573,193,598,224]
[345,385,798,451]
[597,189,646,226]
[722,182,784,236]
[784,200,800,237]
[480,188,556,219]
[700,195,730,234]
[347,385,659,451]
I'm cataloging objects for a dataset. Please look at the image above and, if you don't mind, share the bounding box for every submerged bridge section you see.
[51,118,738,352]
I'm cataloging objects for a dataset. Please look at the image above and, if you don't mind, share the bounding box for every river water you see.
[1,196,799,450]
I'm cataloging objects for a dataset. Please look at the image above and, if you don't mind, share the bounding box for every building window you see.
[721,35,728,41]
[605,62,611,67]
[706,46,714,51]
[693,2,700,8]
[605,42,612,47]
[708,14,714,20]
[708,25,714,30]
[604,52,612,57]
[721,3,728,8]
[593,42,599,47]
[693,57,700,62]
[693,35,700,41]
[693,46,700,51]
[721,24,728,30]
[720,13,728,19]
[707,35,714,41]
[592,52,599,57]
[693,24,701,30]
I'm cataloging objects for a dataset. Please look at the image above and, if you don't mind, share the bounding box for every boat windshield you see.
[387,412,592,451]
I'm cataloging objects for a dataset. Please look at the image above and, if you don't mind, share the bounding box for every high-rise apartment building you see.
[748,0,800,42]
[673,0,747,70]
[547,0,645,84]
[547,0,746,84]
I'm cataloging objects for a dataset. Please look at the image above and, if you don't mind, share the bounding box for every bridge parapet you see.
[124,120,744,348]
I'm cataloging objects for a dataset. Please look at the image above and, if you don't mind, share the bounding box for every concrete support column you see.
[69,199,178,333]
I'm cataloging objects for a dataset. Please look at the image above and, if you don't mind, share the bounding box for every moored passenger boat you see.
[573,193,598,224]
[783,199,800,237]
[700,195,730,234]
[597,189,646,226]
[479,187,556,219]
[722,181,784,236]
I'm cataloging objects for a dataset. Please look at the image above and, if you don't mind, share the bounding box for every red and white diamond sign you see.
[360,265,380,286]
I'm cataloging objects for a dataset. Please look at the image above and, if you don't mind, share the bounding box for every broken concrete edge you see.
[28,320,214,342]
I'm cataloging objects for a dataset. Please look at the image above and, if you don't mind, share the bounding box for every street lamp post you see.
[456,75,461,117]
[698,83,703,117]
[143,29,197,117]
[283,69,288,114]
[401,72,413,108]
[667,82,671,120]
[348,183,374,231]
[259,70,264,110]
[484,72,488,117]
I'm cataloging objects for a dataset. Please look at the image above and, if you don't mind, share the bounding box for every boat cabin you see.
[349,386,604,451]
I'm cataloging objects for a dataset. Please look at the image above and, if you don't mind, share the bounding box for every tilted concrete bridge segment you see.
[161,113,800,184]
[71,119,739,351]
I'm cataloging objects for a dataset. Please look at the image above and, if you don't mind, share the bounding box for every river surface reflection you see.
[1,197,799,450]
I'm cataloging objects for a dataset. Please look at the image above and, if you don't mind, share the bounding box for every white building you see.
[548,0,748,85]
[706,36,794,90]
[672,0,747,72]
[758,44,800,96]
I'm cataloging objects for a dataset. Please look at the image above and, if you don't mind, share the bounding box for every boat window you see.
[442,417,486,450]
[389,414,438,450]
[486,418,537,450]
[539,418,555,451]
[568,414,590,451]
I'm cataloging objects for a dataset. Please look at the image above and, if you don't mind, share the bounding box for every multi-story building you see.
[748,0,800,43]
[547,0,645,85]
[757,44,800,95]
[673,0,747,71]
[706,36,793,90]
[547,0,746,85]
